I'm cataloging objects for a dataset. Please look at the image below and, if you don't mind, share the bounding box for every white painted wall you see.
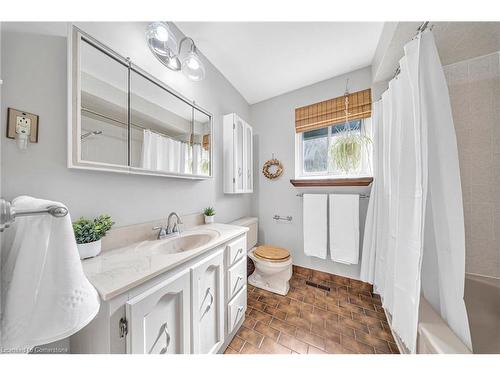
[0,22,3,346]
[249,67,373,280]
[0,22,252,227]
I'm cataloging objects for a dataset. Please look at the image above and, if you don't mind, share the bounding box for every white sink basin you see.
[151,230,219,255]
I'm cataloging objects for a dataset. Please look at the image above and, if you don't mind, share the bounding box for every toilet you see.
[230,217,293,296]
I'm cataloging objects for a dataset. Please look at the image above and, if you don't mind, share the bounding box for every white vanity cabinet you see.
[126,270,191,354]
[70,230,247,355]
[223,113,253,194]
[190,248,225,354]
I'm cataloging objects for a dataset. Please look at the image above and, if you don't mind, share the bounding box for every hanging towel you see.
[303,194,328,259]
[1,196,100,350]
[329,194,359,264]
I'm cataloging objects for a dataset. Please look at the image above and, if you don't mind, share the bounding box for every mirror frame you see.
[67,25,214,179]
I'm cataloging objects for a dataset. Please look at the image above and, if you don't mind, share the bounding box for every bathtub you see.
[415,273,500,354]
[464,273,500,354]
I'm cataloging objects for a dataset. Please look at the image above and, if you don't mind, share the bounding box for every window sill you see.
[290,177,373,187]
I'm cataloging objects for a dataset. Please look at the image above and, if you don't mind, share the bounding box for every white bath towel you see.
[1,196,100,350]
[329,194,359,264]
[303,194,328,259]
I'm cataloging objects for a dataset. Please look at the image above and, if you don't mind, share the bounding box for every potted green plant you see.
[73,214,114,259]
[203,207,216,224]
[330,130,371,174]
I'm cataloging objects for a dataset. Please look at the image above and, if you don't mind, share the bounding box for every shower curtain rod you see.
[81,107,204,145]
[392,21,431,79]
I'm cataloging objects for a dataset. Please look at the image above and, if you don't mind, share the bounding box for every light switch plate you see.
[7,108,39,143]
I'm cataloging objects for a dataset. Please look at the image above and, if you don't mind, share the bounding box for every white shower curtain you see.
[360,31,471,352]
[141,129,184,173]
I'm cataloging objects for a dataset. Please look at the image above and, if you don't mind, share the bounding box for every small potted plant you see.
[73,214,114,259]
[203,207,216,224]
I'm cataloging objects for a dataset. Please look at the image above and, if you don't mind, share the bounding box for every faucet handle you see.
[152,226,167,239]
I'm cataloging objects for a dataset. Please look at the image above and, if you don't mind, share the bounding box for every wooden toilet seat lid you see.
[254,245,290,262]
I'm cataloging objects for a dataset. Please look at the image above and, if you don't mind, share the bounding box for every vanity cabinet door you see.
[126,270,191,354]
[190,248,225,354]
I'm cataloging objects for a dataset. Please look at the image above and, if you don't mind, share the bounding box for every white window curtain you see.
[360,31,471,353]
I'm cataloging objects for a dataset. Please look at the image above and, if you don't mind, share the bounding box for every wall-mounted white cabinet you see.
[223,113,253,194]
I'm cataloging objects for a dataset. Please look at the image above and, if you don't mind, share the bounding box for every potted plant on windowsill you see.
[73,215,114,259]
[203,207,216,224]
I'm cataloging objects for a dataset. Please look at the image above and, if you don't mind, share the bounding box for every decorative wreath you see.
[262,158,284,180]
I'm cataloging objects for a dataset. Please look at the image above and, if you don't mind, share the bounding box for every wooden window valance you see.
[295,88,372,133]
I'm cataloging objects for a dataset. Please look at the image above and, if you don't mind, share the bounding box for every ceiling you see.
[176,22,384,104]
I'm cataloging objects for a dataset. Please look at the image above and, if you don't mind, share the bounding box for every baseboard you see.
[292,265,373,293]
[217,317,244,354]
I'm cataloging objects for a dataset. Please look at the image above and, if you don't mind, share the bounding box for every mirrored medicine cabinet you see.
[68,26,213,179]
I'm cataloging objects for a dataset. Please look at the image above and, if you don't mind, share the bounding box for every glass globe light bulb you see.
[146,22,177,57]
[181,50,205,81]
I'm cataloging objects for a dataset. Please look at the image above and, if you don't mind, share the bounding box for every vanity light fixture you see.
[146,22,205,81]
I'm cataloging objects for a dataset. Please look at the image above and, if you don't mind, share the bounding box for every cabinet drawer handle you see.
[162,323,171,354]
[207,288,214,309]
[150,322,170,354]
[200,287,214,320]
[238,167,242,177]
[232,275,243,294]
[235,305,244,323]
[232,247,243,263]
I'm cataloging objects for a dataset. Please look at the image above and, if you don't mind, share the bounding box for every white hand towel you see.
[1,196,100,350]
[329,194,359,264]
[303,194,328,259]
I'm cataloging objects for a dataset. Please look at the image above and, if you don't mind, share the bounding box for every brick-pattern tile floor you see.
[224,266,399,354]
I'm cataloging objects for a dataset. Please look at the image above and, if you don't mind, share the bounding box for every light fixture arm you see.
[177,37,197,56]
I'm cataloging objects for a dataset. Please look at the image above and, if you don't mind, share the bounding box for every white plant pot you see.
[77,239,102,259]
[204,215,215,224]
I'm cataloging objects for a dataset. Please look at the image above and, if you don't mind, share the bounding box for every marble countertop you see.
[82,223,248,301]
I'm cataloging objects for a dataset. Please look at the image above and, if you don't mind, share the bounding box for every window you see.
[296,119,372,178]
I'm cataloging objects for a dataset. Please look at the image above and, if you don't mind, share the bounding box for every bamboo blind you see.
[295,88,372,133]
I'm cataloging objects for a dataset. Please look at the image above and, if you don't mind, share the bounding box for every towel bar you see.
[0,198,69,232]
[273,214,293,222]
[296,193,370,199]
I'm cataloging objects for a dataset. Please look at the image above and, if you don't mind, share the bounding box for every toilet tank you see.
[230,217,258,251]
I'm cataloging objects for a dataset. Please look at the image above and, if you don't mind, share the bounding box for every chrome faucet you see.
[152,212,183,240]
[167,212,183,234]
